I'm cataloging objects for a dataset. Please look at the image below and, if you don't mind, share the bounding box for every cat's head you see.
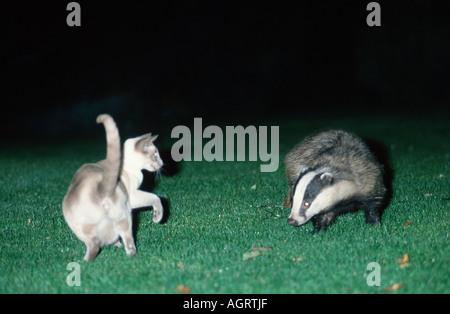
[124,133,163,172]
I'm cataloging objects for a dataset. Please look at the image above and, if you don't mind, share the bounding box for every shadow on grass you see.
[364,137,394,221]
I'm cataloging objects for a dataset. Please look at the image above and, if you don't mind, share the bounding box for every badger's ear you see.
[320,172,334,186]
[300,167,309,174]
[298,167,310,177]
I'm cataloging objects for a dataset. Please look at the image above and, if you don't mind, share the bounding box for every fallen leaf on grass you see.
[243,250,261,260]
[251,246,273,251]
[397,253,410,263]
[397,253,410,268]
[176,284,191,294]
[383,283,405,292]
[292,257,302,262]
[403,221,412,226]
[250,184,256,190]
[27,219,31,226]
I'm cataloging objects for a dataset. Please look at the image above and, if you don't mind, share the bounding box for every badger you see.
[284,129,386,232]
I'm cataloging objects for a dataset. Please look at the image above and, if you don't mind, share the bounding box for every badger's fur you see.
[284,129,386,232]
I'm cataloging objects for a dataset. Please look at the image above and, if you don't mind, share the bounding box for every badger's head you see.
[288,170,356,227]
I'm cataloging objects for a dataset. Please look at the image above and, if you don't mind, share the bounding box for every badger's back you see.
[284,129,386,231]
[286,129,383,191]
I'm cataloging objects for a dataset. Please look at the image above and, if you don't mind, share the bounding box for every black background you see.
[3,1,449,140]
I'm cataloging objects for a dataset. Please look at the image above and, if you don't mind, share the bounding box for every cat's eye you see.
[152,151,160,161]
[304,201,310,207]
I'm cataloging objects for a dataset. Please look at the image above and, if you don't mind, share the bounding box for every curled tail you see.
[96,114,121,197]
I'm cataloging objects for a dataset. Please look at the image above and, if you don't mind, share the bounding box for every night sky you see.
[3,1,449,140]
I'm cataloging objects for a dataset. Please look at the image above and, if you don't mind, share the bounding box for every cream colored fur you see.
[62,114,163,261]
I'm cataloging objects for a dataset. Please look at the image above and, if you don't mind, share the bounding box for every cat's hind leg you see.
[83,238,100,262]
[116,217,136,257]
[80,224,101,261]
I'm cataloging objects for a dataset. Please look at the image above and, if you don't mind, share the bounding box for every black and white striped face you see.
[287,168,359,227]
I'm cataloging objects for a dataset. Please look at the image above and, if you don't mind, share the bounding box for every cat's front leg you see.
[130,190,164,223]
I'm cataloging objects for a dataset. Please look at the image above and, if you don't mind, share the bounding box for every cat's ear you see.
[135,133,158,153]
[148,134,159,142]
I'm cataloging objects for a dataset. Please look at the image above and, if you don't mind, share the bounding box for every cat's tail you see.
[96,114,121,197]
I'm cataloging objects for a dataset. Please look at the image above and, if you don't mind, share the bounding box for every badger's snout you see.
[288,217,300,226]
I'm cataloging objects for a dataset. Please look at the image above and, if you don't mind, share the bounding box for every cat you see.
[62,114,164,261]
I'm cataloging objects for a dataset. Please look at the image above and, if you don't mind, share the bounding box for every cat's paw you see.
[127,250,137,257]
[125,246,137,257]
[152,206,163,223]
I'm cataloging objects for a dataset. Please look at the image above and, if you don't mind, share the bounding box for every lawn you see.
[0,114,448,293]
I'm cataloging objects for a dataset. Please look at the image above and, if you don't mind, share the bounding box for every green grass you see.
[0,115,448,293]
